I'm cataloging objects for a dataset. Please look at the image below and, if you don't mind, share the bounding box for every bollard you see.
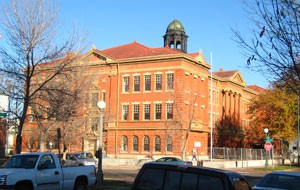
[197,160,203,167]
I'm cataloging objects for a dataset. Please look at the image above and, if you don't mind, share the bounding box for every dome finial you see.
[163,19,188,53]
[166,19,185,33]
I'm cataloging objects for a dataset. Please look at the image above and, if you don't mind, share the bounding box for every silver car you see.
[64,152,97,168]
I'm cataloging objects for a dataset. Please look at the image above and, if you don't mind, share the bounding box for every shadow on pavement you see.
[89,180,132,190]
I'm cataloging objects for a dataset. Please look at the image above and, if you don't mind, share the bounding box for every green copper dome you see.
[166,19,185,33]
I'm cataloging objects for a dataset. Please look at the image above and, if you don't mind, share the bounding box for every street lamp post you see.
[297,95,299,165]
[49,141,53,152]
[97,100,106,185]
[264,128,269,167]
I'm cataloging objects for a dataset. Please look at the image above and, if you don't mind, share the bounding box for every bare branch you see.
[0,0,85,153]
[232,0,300,95]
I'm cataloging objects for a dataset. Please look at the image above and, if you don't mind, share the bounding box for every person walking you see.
[192,149,197,161]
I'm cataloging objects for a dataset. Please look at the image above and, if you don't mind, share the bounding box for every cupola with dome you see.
[164,19,188,53]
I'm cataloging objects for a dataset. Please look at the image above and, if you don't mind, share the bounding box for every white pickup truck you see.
[0,152,97,190]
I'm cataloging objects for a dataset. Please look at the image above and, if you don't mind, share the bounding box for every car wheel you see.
[15,183,33,190]
[73,179,87,190]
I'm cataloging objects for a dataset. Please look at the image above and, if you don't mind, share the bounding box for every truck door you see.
[35,154,63,190]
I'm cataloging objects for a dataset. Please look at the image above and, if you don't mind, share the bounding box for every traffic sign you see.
[264,142,273,150]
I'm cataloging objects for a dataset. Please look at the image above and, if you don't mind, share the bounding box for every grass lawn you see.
[257,164,300,172]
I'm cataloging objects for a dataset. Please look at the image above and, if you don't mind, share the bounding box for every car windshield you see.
[257,173,300,190]
[156,157,181,162]
[1,155,39,169]
[74,152,94,159]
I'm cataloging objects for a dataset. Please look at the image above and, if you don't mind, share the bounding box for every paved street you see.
[226,167,270,186]
[102,165,269,187]
[103,165,139,184]
[102,164,300,189]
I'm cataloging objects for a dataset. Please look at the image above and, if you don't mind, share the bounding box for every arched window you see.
[143,136,149,152]
[122,136,128,151]
[154,136,161,152]
[133,136,138,152]
[166,136,172,152]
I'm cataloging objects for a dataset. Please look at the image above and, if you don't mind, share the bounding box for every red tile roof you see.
[188,52,198,57]
[247,85,265,92]
[37,52,78,67]
[213,70,238,78]
[98,41,182,59]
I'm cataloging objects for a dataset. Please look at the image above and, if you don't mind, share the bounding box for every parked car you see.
[253,171,300,190]
[64,152,98,168]
[153,156,192,165]
[0,152,96,190]
[131,162,251,190]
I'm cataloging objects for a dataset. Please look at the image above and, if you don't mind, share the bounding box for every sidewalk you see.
[103,157,288,169]
[103,162,300,174]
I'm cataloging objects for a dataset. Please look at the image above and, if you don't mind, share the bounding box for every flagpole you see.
[210,52,213,162]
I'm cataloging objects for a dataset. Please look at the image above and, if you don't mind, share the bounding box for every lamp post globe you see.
[264,128,269,134]
[96,100,105,185]
[97,101,106,109]
[263,128,269,167]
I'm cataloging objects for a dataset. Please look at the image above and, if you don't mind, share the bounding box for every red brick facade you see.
[21,41,263,159]
[21,20,264,159]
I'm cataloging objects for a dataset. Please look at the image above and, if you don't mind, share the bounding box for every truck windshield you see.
[1,155,39,169]
[75,152,94,159]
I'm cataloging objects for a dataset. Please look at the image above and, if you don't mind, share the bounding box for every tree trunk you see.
[15,134,22,154]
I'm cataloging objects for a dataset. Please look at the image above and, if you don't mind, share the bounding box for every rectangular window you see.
[144,75,151,91]
[91,93,99,108]
[144,137,150,152]
[155,74,162,90]
[134,76,140,92]
[167,103,173,120]
[167,73,174,90]
[198,175,224,190]
[133,104,140,120]
[144,104,150,120]
[123,76,129,92]
[123,105,129,120]
[102,91,106,102]
[133,137,138,152]
[155,104,162,120]
[91,117,99,131]
[181,173,198,190]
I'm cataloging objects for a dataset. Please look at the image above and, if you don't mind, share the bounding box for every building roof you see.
[213,70,239,78]
[98,41,182,59]
[213,69,265,91]
[246,85,266,93]
[37,52,78,67]
[212,69,246,87]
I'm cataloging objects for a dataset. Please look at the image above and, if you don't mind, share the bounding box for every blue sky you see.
[1,0,269,88]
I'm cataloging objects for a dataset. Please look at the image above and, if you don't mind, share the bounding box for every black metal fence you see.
[208,147,276,161]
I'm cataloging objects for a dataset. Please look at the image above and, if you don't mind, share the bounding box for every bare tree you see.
[30,69,83,152]
[180,93,201,159]
[0,0,81,153]
[232,0,300,96]
[165,79,203,159]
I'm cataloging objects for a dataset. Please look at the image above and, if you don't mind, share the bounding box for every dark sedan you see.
[253,171,300,190]
[132,162,251,190]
